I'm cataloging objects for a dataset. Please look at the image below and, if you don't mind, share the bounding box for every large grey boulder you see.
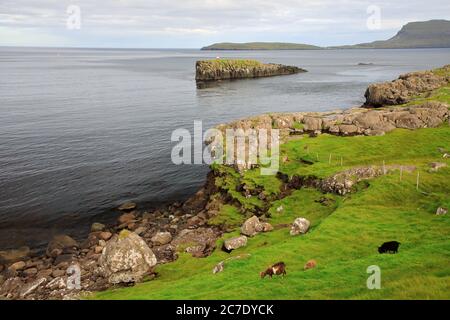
[99,230,157,284]
[223,236,248,252]
[290,218,311,236]
[241,216,265,237]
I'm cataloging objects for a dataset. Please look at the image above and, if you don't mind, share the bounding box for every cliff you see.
[195,59,306,84]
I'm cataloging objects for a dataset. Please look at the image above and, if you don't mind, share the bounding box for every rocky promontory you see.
[195,59,306,86]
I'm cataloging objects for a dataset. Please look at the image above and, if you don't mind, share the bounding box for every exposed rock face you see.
[195,59,306,84]
[99,230,157,284]
[364,67,450,107]
[290,218,311,236]
[223,236,248,252]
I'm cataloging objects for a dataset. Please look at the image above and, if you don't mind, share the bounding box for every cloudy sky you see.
[0,0,449,48]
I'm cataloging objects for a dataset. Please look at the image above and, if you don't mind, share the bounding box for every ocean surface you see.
[1,47,449,251]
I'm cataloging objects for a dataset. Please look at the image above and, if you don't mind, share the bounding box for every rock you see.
[304,259,317,270]
[276,205,284,213]
[52,269,66,278]
[0,277,23,297]
[99,230,157,284]
[94,246,104,254]
[241,216,265,237]
[0,246,30,264]
[262,222,274,232]
[46,277,66,290]
[23,268,38,277]
[8,261,26,272]
[223,236,248,252]
[171,228,218,258]
[303,117,322,131]
[54,254,75,266]
[118,202,137,211]
[213,261,224,274]
[46,235,79,257]
[429,162,447,172]
[91,222,105,232]
[151,245,176,264]
[133,226,146,236]
[19,277,47,298]
[99,231,113,241]
[151,232,172,246]
[118,212,136,224]
[36,269,53,279]
[436,207,448,215]
[290,218,311,236]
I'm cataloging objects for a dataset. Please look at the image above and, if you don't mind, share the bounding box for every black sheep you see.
[378,241,401,254]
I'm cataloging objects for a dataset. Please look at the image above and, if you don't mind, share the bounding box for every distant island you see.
[201,42,321,50]
[202,19,450,50]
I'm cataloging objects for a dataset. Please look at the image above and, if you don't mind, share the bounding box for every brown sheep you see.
[260,262,286,278]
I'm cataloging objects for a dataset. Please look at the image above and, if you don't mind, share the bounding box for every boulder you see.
[98,231,113,241]
[171,228,218,258]
[290,218,311,236]
[212,261,224,274]
[118,202,137,211]
[99,230,157,284]
[118,212,136,224]
[304,259,317,270]
[241,216,265,237]
[0,246,30,264]
[303,117,322,131]
[436,207,448,215]
[223,236,247,252]
[46,235,79,257]
[91,222,105,232]
[151,232,172,246]
[8,261,26,272]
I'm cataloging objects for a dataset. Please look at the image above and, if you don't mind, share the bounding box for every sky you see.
[0,0,449,48]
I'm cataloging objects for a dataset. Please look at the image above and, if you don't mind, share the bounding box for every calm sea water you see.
[1,47,449,250]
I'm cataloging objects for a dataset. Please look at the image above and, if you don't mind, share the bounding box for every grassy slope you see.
[94,72,450,300]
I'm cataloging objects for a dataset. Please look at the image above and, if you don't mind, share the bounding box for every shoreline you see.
[1,65,449,299]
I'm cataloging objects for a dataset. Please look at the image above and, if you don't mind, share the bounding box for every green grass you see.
[93,124,450,300]
[209,204,244,229]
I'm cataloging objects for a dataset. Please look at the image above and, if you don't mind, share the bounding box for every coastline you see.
[1,65,449,300]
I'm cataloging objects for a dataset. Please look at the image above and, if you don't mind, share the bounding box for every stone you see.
[290,217,311,236]
[99,231,113,241]
[52,269,66,278]
[19,277,47,298]
[436,207,448,215]
[262,222,274,232]
[8,261,26,272]
[171,228,218,258]
[151,232,172,246]
[223,236,248,252]
[429,162,447,172]
[303,117,322,131]
[94,246,104,254]
[240,216,265,237]
[134,226,147,236]
[276,205,284,213]
[46,235,79,257]
[118,202,137,211]
[91,222,105,232]
[118,212,136,224]
[46,277,66,290]
[0,246,30,264]
[54,254,75,266]
[213,261,224,274]
[0,277,23,297]
[23,267,38,277]
[99,230,157,284]
[304,259,317,270]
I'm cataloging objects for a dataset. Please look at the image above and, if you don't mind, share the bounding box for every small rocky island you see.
[195,59,306,87]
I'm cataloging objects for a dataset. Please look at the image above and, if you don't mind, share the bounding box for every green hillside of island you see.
[93,66,450,300]
[202,20,450,50]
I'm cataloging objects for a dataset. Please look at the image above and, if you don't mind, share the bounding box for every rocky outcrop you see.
[364,66,450,107]
[99,230,157,284]
[195,59,306,85]
[171,228,219,258]
[240,216,273,237]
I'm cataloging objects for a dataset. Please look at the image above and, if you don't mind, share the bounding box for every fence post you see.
[329,153,332,165]
[416,171,420,191]
[400,166,403,181]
